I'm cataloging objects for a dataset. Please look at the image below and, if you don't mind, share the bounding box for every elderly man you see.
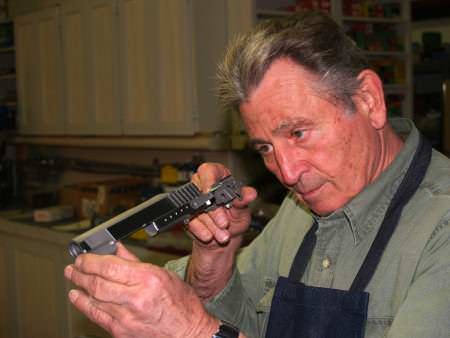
[64,11,450,338]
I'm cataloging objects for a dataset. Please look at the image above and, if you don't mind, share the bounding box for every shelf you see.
[341,16,405,24]
[4,100,17,107]
[256,9,293,18]
[13,133,231,150]
[0,74,15,80]
[364,51,406,57]
[0,46,14,53]
[0,130,16,140]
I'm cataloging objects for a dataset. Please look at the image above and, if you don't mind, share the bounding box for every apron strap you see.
[350,136,432,291]
[288,220,318,280]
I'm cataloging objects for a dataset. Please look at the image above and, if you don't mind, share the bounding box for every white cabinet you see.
[14,0,242,139]
[14,13,35,134]
[10,240,69,338]
[119,0,196,135]
[0,237,14,337]
[0,218,182,338]
[0,230,111,338]
[62,0,121,135]
[15,7,64,134]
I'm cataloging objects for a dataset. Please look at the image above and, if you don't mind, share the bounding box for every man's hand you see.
[187,163,258,300]
[64,243,219,338]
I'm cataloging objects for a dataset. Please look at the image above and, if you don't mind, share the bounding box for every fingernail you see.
[74,257,82,268]
[68,289,79,302]
[218,230,230,243]
[216,216,228,228]
[64,265,73,279]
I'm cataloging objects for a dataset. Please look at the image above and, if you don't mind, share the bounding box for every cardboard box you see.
[60,178,152,219]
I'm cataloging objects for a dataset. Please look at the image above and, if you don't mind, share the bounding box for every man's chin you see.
[292,192,336,216]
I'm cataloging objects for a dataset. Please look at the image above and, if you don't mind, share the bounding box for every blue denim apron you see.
[265,136,432,338]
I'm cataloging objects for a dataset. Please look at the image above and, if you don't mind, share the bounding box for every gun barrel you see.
[69,193,167,257]
[68,176,242,258]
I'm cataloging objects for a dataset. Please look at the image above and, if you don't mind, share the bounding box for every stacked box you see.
[60,178,151,219]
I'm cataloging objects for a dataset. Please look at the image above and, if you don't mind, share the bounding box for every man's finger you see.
[232,186,258,208]
[187,217,214,243]
[74,254,145,285]
[68,289,118,333]
[188,212,232,244]
[116,242,140,262]
[192,163,230,192]
[65,265,131,304]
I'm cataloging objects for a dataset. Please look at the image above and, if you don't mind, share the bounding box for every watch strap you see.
[212,320,239,338]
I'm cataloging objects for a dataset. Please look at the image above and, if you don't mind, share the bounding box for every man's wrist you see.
[212,320,240,338]
[187,241,239,301]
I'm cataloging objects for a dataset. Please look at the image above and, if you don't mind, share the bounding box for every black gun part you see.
[68,176,242,258]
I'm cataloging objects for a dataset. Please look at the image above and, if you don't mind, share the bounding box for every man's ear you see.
[352,69,387,130]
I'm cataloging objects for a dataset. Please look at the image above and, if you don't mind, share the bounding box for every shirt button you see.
[322,257,331,269]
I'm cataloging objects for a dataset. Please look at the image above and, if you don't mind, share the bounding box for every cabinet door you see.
[61,0,90,134]
[15,13,39,134]
[15,8,64,135]
[11,238,68,338]
[86,0,122,134]
[120,0,197,135]
[0,237,17,338]
[62,0,121,135]
[155,0,197,135]
[34,6,65,134]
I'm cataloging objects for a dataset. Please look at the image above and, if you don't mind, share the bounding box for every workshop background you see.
[0,1,449,337]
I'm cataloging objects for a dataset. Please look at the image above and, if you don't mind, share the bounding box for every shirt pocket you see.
[366,317,393,337]
[256,288,274,313]
[256,276,276,312]
[254,278,276,337]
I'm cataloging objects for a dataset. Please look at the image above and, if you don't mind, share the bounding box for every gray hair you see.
[216,11,369,113]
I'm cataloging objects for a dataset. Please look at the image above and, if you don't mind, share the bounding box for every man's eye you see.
[292,129,305,139]
[255,144,273,154]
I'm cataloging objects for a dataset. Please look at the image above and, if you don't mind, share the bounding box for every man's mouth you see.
[297,183,325,200]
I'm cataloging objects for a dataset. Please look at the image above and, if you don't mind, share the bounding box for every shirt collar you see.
[314,118,420,245]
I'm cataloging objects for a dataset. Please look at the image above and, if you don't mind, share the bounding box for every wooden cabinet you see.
[0,232,118,338]
[62,0,121,135]
[15,7,64,135]
[14,0,235,138]
[10,240,70,338]
[120,0,197,135]
[0,218,181,338]
[0,237,14,338]
[14,13,35,134]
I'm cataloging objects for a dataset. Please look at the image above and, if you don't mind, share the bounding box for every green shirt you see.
[166,119,450,338]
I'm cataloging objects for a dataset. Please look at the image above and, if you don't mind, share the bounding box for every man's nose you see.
[274,146,308,187]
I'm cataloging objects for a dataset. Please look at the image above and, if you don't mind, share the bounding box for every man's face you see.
[240,58,382,215]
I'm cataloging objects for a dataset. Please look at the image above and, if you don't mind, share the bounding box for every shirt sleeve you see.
[387,212,450,338]
[204,266,261,337]
[164,236,269,337]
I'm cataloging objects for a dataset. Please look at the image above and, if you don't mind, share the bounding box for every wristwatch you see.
[212,321,239,338]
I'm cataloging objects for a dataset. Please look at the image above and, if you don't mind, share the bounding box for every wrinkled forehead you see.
[242,58,330,110]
